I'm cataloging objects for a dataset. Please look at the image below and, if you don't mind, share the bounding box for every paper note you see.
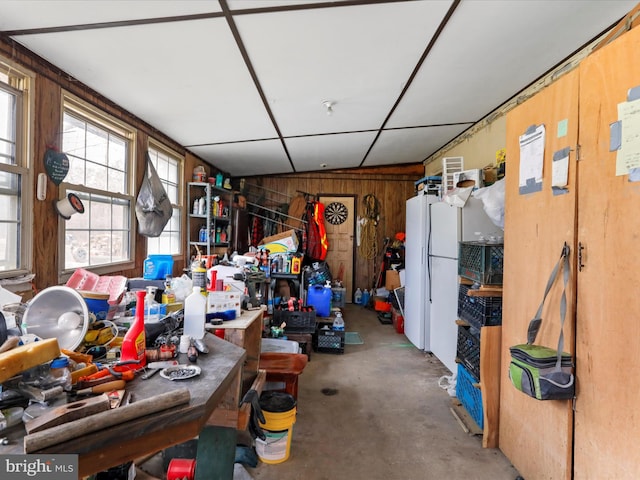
[616,99,640,175]
[552,148,570,188]
[519,124,545,194]
[557,119,568,138]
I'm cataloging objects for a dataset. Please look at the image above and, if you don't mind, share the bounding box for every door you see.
[574,26,640,479]
[319,195,355,302]
[500,68,579,480]
[428,255,459,373]
[404,195,429,350]
[429,202,459,259]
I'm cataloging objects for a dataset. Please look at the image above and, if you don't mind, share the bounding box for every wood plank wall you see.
[0,35,213,291]
[245,165,421,294]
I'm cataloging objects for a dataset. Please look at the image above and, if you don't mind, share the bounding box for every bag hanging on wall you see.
[508,243,575,400]
[135,152,173,237]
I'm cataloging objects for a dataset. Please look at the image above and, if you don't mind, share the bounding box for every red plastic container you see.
[167,458,195,480]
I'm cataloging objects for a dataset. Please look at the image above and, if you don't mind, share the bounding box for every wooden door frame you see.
[318,193,357,301]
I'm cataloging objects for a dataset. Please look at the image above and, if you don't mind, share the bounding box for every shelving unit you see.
[187,182,233,258]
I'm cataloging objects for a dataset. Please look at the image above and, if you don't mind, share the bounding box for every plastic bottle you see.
[362,289,370,307]
[192,260,207,291]
[199,225,207,243]
[354,288,363,305]
[144,286,161,323]
[162,275,176,304]
[198,197,206,215]
[48,356,72,391]
[184,286,206,340]
[120,290,147,370]
[332,311,345,331]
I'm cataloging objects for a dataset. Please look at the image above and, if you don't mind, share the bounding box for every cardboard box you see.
[385,270,401,291]
[259,229,299,253]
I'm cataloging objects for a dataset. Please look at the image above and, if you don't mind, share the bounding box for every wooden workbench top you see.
[0,332,246,478]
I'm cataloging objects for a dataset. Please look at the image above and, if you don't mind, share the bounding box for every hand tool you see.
[74,380,126,396]
[141,368,160,380]
[146,360,179,370]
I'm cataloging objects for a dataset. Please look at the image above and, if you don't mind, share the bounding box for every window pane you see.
[0,88,16,166]
[109,136,126,171]
[87,162,108,191]
[62,114,86,160]
[0,170,20,271]
[109,169,125,196]
[86,123,108,165]
[66,154,86,185]
[166,183,178,205]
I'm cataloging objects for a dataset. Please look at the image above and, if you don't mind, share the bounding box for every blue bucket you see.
[143,255,174,280]
[80,291,111,321]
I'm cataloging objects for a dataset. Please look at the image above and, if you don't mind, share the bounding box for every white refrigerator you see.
[427,197,499,373]
[404,191,439,351]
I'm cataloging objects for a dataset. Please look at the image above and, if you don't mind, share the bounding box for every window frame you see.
[0,58,33,278]
[58,92,137,279]
[146,139,183,257]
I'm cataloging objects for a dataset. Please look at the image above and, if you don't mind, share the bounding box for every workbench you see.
[0,333,246,479]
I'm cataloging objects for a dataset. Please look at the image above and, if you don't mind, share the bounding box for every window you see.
[0,61,31,276]
[61,94,136,273]
[146,142,182,256]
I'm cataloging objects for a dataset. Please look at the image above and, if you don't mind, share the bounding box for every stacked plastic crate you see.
[455,241,504,430]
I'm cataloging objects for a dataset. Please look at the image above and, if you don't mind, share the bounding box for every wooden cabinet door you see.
[500,68,579,480]
[574,26,640,479]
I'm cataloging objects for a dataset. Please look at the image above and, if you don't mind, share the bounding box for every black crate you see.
[313,327,345,354]
[458,242,504,285]
[457,284,502,330]
[272,308,316,333]
[456,325,480,382]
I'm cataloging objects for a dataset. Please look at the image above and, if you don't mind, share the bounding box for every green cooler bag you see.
[509,244,575,401]
[509,344,574,400]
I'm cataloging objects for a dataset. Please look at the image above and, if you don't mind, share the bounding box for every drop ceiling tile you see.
[285,131,378,172]
[11,18,276,145]
[227,0,344,10]
[364,125,472,167]
[235,1,454,136]
[0,0,221,30]
[389,0,637,128]
[188,139,292,177]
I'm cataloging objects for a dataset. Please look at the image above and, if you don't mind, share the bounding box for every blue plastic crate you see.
[456,363,484,430]
[456,325,480,382]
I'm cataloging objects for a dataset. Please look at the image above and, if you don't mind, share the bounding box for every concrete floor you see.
[248,304,520,480]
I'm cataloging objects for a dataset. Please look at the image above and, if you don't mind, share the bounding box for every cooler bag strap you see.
[554,247,570,371]
[526,243,570,345]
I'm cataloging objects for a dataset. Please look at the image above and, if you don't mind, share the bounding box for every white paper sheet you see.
[617,98,640,175]
[519,124,545,190]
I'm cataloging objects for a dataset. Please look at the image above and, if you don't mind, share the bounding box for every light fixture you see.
[322,100,335,116]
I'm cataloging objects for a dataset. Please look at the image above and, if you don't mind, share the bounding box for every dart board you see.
[325,201,348,225]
